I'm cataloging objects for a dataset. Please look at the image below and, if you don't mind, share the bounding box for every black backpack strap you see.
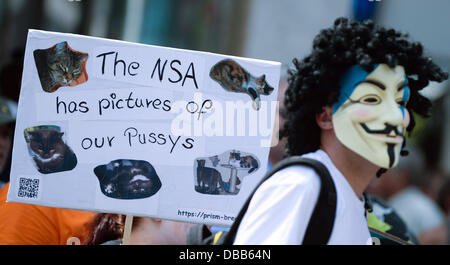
[222,156,337,245]
[301,158,337,244]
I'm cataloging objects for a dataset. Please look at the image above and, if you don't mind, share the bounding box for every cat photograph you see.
[228,151,242,168]
[208,155,220,167]
[239,155,259,173]
[221,175,241,193]
[33,41,88,93]
[194,150,260,195]
[229,151,259,173]
[195,159,224,195]
[209,59,274,110]
[94,159,162,200]
[25,126,77,174]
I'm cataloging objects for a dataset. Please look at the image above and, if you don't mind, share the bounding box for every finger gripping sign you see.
[7,30,281,226]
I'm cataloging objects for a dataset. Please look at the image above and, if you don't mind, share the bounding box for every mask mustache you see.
[360,123,403,137]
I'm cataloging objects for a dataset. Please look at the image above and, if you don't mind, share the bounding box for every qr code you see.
[17,177,40,199]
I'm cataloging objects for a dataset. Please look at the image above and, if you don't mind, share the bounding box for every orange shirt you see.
[0,182,95,245]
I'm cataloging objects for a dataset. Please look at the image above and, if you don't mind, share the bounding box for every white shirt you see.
[234,149,371,245]
[388,187,445,237]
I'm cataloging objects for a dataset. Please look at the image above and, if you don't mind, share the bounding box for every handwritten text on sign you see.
[9,30,281,227]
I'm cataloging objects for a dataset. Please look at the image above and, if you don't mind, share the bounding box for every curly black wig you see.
[282,17,448,157]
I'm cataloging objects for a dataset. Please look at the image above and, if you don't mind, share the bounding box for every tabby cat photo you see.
[33,41,88,93]
[210,59,274,110]
[94,159,162,200]
[24,126,78,174]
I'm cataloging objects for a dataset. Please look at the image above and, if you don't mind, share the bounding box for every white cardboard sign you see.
[7,30,281,226]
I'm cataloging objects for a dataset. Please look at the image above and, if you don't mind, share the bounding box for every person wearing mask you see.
[232,17,448,244]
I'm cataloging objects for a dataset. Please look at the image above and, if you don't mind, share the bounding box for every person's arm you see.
[233,166,321,245]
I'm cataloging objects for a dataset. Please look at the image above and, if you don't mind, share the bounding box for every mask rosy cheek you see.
[349,107,373,120]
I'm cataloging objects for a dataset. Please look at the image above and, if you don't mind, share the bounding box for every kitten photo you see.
[210,59,274,110]
[94,159,162,200]
[33,41,89,93]
[25,127,77,174]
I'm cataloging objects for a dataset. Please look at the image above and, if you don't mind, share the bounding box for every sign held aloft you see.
[7,30,281,226]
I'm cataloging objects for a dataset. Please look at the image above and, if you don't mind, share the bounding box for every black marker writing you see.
[96,51,140,77]
[98,92,171,115]
[81,136,115,150]
[123,127,194,154]
[150,58,198,89]
[56,96,89,114]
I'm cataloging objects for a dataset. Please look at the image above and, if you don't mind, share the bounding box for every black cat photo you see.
[195,159,224,195]
[24,126,77,174]
[94,159,162,200]
[33,41,89,93]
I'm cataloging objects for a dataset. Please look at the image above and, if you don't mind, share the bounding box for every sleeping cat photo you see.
[25,127,77,174]
[94,159,162,200]
[33,41,89,93]
[210,59,274,110]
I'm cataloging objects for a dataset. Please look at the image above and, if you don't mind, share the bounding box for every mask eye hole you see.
[396,99,407,107]
[358,94,382,105]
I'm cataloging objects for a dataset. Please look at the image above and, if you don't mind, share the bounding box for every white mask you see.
[332,64,410,168]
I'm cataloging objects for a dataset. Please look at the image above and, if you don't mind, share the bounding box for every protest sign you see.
[7,30,281,226]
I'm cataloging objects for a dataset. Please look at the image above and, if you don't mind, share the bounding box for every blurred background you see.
[0,0,449,244]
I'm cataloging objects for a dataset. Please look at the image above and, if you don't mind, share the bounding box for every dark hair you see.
[84,213,140,245]
[282,17,448,156]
